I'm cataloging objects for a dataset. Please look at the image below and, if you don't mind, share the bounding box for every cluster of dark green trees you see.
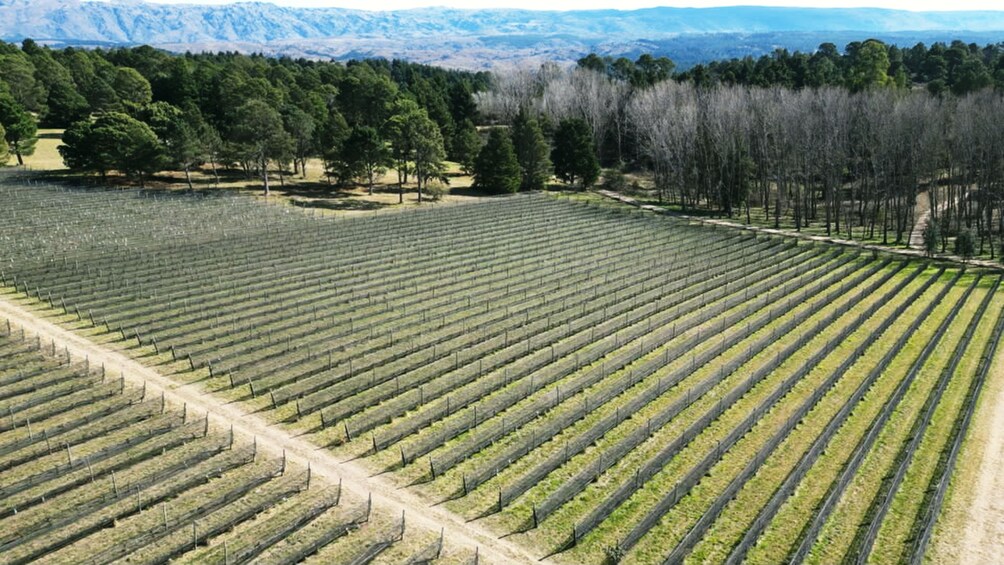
[678,39,1004,95]
[471,111,599,194]
[0,40,490,196]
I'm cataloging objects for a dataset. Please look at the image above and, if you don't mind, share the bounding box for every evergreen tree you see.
[385,98,422,197]
[232,99,293,196]
[955,228,976,262]
[551,118,600,189]
[22,40,88,126]
[472,128,520,195]
[112,67,152,108]
[510,108,551,191]
[342,126,389,194]
[0,52,44,112]
[0,123,8,164]
[138,102,204,189]
[448,81,479,127]
[451,119,481,175]
[318,107,350,184]
[59,112,166,186]
[412,114,447,203]
[846,39,893,92]
[0,89,37,166]
[922,221,939,257]
[386,100,447,203]
[282,106,316,178]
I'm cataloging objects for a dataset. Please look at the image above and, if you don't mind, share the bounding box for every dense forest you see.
[1,38,1004,256]
[480,39,1004,259]
[0,39,489,198]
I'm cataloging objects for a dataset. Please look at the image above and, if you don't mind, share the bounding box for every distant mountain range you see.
[2,0,1004,68]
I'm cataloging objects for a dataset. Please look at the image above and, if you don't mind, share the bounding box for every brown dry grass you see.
[115,159,484,216]
[5,129,66,170]
[10,129,486,215]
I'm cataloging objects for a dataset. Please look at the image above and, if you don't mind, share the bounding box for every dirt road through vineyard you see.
[0,293,542,565]
[942,338,1004,565]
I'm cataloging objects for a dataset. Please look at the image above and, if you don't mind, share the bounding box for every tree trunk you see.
[210,159,220,188]
[262,160,270,197]
[184,165,194,191]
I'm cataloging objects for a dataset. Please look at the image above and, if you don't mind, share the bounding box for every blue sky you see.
[142,0,1004,10]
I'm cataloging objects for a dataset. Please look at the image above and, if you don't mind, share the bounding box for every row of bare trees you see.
[479,65,1004,257]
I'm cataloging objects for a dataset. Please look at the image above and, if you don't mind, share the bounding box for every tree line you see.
[679,39,1004,96]
[0,40,489,198]
[479,39,1004,259]
[3,37,1004,257]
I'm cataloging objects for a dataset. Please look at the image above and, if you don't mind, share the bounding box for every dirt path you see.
[597,190,1004,272]
[0,294,542,565]
[598,189,1004,563]
[909,190,931,249]
[944,338,1004,564]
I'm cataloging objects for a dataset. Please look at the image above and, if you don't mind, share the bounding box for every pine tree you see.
[954,228,975,262]
[472,128,520,194]
[510,108,551,191]
[0,90,36,166]
[452,119,481,175]
[552,118,600,189]
[0,123,8,165]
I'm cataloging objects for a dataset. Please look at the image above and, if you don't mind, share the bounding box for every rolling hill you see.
[2,1,1004,68]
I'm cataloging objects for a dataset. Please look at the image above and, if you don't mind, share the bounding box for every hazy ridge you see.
[3,0,1004,67]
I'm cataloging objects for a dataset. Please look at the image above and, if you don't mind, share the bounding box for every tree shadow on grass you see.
[291,198,389,212]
